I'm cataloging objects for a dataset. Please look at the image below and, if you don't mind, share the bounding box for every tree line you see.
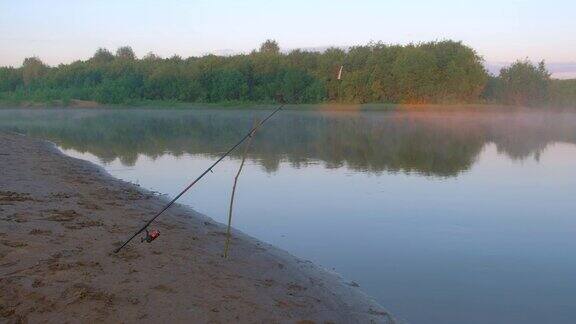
[0,40,573,107]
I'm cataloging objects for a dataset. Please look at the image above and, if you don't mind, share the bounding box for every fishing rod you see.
[114,105,284,253]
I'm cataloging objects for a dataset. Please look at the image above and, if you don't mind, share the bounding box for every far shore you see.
[3,98,573,111]
[0,132,394,323]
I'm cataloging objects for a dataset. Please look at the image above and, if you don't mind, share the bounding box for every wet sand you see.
[0,132,394,323]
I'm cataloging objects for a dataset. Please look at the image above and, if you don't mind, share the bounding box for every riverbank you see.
[0,98,550,111]
[0,132,393,323]
[3,98,575,111]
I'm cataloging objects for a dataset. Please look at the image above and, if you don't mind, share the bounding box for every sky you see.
[1,0,575,76]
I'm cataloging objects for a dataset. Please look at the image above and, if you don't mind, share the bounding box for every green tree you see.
[259,39,280,54]
[498,60,551,106]
[0,67,23,92]
[423,40,487,102]
[116,46,136,60]
[392,46,438,103]
[550,79,576,107]
[91,48,115,64]
[143,52,162,62]
[22,57,48,87]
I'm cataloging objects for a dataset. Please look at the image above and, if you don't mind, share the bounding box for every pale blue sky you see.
[1,0,575,69]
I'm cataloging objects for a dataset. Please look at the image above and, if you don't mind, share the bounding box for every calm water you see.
[2,108,575,324]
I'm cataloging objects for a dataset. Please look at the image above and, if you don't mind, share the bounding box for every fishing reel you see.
[141,229,160,243]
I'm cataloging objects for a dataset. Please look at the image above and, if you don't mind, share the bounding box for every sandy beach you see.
[0,132,393,323]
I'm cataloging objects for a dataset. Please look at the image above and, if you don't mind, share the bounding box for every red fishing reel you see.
[141,229,160,243]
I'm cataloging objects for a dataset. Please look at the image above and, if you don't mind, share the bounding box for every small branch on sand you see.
[223,119,259,258]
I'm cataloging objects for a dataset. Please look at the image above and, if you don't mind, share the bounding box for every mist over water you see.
[3,108,575,175]
[2,108,575,324]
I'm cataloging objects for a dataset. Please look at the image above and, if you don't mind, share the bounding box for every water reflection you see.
[2,108,575,177]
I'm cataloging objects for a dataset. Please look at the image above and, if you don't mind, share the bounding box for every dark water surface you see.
[2,108,575,324]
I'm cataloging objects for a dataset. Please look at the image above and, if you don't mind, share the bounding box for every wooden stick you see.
[223,119,259,258]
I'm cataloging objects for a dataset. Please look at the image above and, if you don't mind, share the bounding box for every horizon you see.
[1,0,575,78]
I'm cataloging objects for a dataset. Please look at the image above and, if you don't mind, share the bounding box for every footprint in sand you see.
[29,229,52,236]
[287,283,307,292]
[0,191,35,205]
[1,240,28,248]
[3,212,30,223]
[61,283,115,306]
[152,284,176,293]
[110,245,141,261]
[32,279,44,288]
[64,220,104,230]
[77,200,102,210]
[42,209,80,222]
[48,192,78,200]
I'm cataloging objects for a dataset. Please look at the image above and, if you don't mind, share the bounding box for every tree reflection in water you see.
[2,108,575,177]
